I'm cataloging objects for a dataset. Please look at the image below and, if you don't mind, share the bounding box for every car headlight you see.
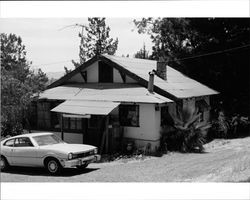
[94,148,98,154]
[68,153,73,160]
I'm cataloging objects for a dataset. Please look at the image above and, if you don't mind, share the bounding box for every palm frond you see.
[184,112,201,129]
[164,105,211,153]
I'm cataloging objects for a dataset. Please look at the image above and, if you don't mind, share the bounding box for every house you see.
[35,54,218,153]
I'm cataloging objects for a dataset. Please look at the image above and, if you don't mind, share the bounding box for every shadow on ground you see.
[2,166,99,177]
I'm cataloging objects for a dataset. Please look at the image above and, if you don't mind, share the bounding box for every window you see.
[51,112,60,129]
[37,102,51,129]
[161,106,174,126]
[98,61,113,83]
[4,139,15,147]
[50,101,63,129]
[14,137,33,147]
[88,116,101,128]
[70,118,76,129]
[63,117,82,131]
[37,101,62,130]
[196,99,210,122]
[119,105,139,127]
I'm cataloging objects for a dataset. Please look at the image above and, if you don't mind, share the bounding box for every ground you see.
[1,137,250,182]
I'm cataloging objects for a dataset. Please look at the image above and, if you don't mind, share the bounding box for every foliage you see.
[134,18,250,116]
[186,19,250,116]
[161,106,211,153]
[1,33,48,136]
[71,18,119,68]
[210,111,230,138]
[47,77,58,86]
[134,43,150,59]
[231,115,250,137]
[134,18,196,62]
[210,112,250,139]
[64,66,72,75]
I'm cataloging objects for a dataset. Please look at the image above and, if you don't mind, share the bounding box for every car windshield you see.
[32,134,64,146]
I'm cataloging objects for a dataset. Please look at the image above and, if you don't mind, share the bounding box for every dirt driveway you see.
[1,137,250,182]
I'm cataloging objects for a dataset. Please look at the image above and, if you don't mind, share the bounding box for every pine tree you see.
[72,18,118,68]
[134,43,150,59]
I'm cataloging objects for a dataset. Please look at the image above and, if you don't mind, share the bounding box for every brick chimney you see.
[156,57,167,80]
[148,70,155,93]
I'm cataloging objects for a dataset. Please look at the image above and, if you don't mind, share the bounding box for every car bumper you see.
[61,155,101,168]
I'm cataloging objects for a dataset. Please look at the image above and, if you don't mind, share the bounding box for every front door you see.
[83,116,104,147]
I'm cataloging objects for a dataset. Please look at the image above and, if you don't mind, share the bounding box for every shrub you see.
[1,107,24,137]
[210,112,250,139]
[230,115,250,138]
[161,106,211,153]
[210,111,230,138]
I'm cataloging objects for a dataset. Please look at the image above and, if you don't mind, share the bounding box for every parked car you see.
[0,132,101,175]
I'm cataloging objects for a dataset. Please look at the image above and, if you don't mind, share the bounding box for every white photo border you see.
[0,1,250,200]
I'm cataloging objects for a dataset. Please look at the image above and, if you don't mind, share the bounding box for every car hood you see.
[39,143,96,154]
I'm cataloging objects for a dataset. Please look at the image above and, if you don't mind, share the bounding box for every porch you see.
[33,83,173,153]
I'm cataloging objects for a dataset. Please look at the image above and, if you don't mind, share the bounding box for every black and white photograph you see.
[0,1,250,200]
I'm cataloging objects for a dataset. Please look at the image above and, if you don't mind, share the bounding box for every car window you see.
[14,137,34,147]
[33,134,64,146]
[4,139,15,147]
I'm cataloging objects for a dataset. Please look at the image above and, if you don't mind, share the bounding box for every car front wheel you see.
[1,156,9,171]
[45,158,62,175]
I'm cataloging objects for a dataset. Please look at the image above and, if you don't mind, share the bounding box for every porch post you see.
[83,118,88,144]
[100,116,109,154]
[60,114,64,140]
[106,116,109,153]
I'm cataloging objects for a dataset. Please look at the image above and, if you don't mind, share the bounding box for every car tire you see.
[45,158,62,175]
[76,163,89,170]
[1,156,9,171]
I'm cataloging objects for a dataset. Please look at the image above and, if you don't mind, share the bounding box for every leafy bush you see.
[210,112,250,139]
[1,33,48,137]
[161,106,211,153]
[230,115,250,138]
[210,111,230,138]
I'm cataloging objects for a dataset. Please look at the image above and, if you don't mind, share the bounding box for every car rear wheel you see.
[45,158,62,175]
[76,163,89,170]
[1,156,9,171]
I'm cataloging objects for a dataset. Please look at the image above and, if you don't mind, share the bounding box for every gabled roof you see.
[47,54,218,100]
[39,83,173,104]
[103,55,218,98]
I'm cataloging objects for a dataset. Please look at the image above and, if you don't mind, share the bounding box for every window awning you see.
[51,100,120,116]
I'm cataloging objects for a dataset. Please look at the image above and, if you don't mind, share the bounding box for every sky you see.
[0,18,153,73]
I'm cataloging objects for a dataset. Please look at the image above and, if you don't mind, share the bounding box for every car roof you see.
[6,132,54,139]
